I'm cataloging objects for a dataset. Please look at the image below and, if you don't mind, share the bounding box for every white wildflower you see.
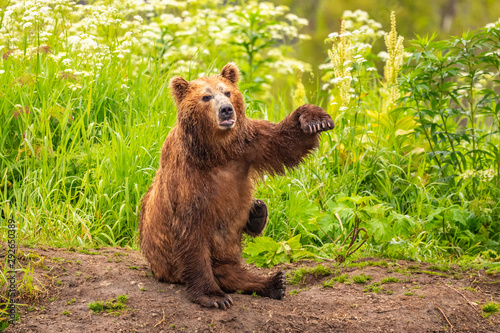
[67,36,81,45]
[80,38,98,51]
[378,51,389,62]
[459,169,476,180]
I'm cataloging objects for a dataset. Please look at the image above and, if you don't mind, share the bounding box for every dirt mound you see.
[3,246,499,332]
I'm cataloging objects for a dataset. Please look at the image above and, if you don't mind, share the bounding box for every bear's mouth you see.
[219,119,235,129]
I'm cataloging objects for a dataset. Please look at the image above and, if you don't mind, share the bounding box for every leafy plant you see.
[287,264,333,285]
[88,294,128,314]
[481,302,499,318]
[352,273,372,284]
[243,235,315,268]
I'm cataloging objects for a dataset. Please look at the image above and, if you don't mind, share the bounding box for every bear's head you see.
[170,63,246,135]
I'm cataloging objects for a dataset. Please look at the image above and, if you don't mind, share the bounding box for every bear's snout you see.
[218,104,235,129]
[219,104,234,119]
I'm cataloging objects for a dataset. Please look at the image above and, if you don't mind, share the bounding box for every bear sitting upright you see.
[139,63,334,310]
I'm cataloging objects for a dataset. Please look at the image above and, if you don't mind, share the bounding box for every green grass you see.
[333,274,350,283]
[381,277,399,284]
[288,264,333,285]
[88,294,129,314]
[481,302,499,318]
[347,261,390,269]
[323,273,350,288]
[364,282,384,293]
[352,274,373,284]
[289,288,309,295]
[323,279,335,288]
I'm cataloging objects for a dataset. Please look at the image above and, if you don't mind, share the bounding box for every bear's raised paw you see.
[297,104,335,134]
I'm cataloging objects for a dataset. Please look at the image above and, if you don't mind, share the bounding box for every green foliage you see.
[323,273,350,287]
[322,278,335,288]
[333,274,350,284]
[287,264,332,285]
[243,235,315,268]
[364,283,383,293]
[88,294,128,314]
[346,261,389,268]
[481,302,499,318]
[352,273,372,284]
[395,27,500,254]
[381,277,399,284]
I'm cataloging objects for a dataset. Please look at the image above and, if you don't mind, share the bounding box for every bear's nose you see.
[219,104,234,119]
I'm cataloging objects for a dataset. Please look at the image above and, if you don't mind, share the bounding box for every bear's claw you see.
[306,119,334,134]
[198,293,233,310]
[268,271,286,300]
[297,104,335,134]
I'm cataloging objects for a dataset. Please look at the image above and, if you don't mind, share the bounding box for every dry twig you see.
[154,308,166,328]
[444,284,481,314]
[437,307,453,333]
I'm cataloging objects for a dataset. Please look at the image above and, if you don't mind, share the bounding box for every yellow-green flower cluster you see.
[293,71,305,109]
[383,11,404,109]
[327,20,354,110]
[321,10,384,93]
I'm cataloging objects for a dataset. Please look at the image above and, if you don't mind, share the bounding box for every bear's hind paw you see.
[197,293,233,310]
[268,271,286,300]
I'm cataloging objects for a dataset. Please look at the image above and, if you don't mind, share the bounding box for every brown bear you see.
[139,63,334,310]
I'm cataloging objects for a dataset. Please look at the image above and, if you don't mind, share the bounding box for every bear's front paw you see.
[297,104,335,134]
[195,293,234,310]
[267,271,286,300]
[244,199,268,237]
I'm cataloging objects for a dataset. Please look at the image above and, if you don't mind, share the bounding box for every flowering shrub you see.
[0,0,310,94]
[320,10,384,92]
[316,11,500,260]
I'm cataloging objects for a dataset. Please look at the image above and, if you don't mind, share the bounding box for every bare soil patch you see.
[2,245,499,332]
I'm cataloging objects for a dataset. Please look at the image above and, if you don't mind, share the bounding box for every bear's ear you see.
[170,76,190,104]
[221,63,240,84]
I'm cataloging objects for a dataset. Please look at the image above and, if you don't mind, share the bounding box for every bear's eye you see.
[202,95,212,102]
[224,91,231,98]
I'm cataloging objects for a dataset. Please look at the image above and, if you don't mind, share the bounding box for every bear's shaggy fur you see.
[139,63,334,309]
